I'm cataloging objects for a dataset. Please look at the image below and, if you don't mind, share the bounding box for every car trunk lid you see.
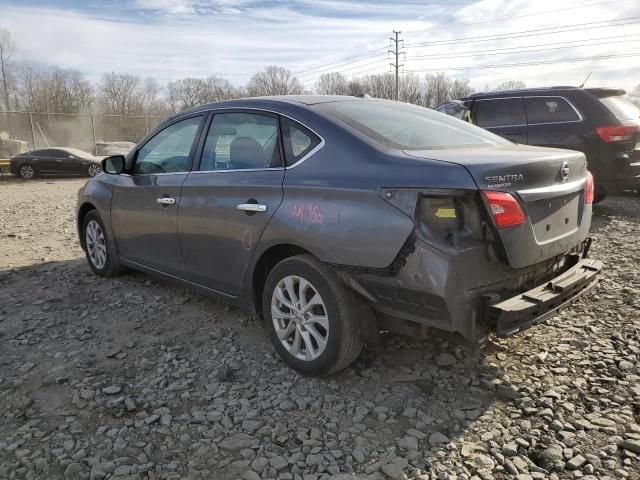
[404,145,591,268]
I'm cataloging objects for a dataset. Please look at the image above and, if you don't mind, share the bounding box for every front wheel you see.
[87,164,102,177]
[82,210,124,277]
[262,254,363,376]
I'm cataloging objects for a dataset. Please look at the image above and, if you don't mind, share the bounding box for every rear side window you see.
[525,97,580,124]
[281,118,321,166]
[475,98,526,128]
[599,96,640,121]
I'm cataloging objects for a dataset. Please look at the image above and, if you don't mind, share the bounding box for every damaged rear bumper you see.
[485,258,603,337]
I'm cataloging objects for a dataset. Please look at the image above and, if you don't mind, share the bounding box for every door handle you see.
[156,197,176,205]
[237,203,267,212]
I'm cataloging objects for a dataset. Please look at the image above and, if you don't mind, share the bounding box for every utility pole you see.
[389,30,404,101]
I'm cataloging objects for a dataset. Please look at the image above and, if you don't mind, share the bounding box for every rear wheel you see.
[19,164,36,179]
[262,254,362,376]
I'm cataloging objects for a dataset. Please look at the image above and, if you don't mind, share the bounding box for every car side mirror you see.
[102,155,125,175]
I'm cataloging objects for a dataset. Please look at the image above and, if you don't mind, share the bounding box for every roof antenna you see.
[579,72,592,88]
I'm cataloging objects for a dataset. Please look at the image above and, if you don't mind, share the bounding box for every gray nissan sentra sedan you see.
[77,95,602,375]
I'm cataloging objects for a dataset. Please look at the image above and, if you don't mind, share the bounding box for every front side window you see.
[475,98,526,128]
[525,97,580,124]
[134,116,202,174]
[281,118,321,166]
[200,113,280,171]
[317,100,510,150]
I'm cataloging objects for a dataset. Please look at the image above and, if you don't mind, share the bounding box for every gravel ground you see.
[0,177,639,480]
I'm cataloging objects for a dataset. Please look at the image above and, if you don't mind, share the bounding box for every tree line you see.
[2,26,637,118]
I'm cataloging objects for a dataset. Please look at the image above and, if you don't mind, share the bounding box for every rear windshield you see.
[316,100,511,150]
[600,96,640,121]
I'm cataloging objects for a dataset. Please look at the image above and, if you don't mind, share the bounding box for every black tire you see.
[593,184,608,204]
[82,210,125,277]
[19,163,36,179]
[262,254,363,376]
[87,163,102,177]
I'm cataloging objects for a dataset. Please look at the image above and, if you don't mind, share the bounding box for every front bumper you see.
[486,258,603,337]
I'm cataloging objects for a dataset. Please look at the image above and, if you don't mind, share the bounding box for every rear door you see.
[473,97,528,144]
[178,110,285,295]
[34,149,60,173]
[110,114,205,276]
[524,96,584,151]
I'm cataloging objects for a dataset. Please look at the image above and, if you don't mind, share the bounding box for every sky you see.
[0,0,639,92]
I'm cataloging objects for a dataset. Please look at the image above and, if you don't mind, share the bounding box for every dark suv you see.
[436,87,640,201]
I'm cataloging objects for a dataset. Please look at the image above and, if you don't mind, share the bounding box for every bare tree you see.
[448,78,474,100]
[494,80,526,91]
[17,64,93,113]
[424,73,451,107]
[246,65,304,96]
[399,74,423,105]
[202,76,237,103]
[315,72,349,95]
[167,77,206,111]
[361,73,395,100]
[98,72,142,116]
[0,27,16,112]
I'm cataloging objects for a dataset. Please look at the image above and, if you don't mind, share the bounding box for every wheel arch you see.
[77,202,97,249]
[251,243,311,316]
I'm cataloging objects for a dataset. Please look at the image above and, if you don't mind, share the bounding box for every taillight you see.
[594,124,637,143]
[585,171,594,204]
[482,191,526,229]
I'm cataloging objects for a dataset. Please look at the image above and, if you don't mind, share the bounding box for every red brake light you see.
[482,191,526,228]
[594,124,637,143]
[585,171,594,204]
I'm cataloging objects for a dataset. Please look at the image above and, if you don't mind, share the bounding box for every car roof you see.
[462,86,626,100]
[169,95,368,121]
[29,147,96,159]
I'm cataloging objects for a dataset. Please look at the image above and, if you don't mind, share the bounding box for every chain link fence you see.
[0,111,165,156]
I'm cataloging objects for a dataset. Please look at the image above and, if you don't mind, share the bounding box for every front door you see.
[110,115,205,277]
[473,97,528,144]
[179,111,285,295]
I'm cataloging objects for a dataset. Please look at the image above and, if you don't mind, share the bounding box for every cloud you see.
[0,0,638,91]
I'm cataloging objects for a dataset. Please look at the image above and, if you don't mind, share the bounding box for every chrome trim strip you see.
[517,177,586,202]
[190,167,284,174]
[193,106,326,170]
[129,106,326,174]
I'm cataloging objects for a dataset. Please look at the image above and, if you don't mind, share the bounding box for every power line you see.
[403,52,640,73]
[402,0,633,36]
[296,54,389,81]
[292,46,388,77]
[299,58,392,85]
[406,35,640,61]
[404,17,640,48]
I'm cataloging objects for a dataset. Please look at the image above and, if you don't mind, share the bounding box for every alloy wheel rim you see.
[88,164,101,177]
[20,165,34,178]
[271,275,329,361]
[85,220,107,269]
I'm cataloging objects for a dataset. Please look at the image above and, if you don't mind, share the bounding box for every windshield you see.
[600,96,640,121]
[317,100,510,150]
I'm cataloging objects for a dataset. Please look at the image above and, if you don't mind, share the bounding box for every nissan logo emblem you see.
[560,162,570,181]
